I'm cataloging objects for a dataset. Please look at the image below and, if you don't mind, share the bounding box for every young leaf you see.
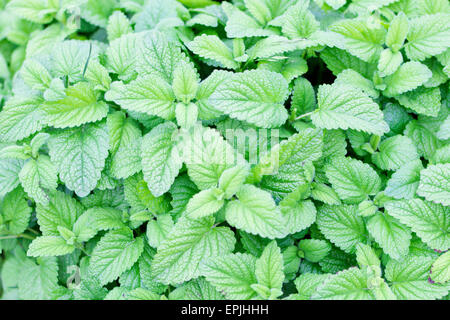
[417,163,450,206]
[141,122,182,197]
[385,199,450,251]
[326,157,382,204]
[48,122,109,197]
[202,253,258,300]
[316,204,367,253]
[312,83,389,136]
[225,185,287,239]
[89,228,145,285]
[151,216,235,285]
[187,35,238,70]
[209,70,289,128]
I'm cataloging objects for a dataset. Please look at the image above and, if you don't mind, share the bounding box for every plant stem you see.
[294,111,314,121]
[27,228,40,235]
[0,233,35,240]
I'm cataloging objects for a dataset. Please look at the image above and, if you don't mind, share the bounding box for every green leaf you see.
[320,47,376,79]
[186,188,225,219]
[18,257,59,300]
[177,277,225,300]
[385,256,448,300]
[73,207,126,242]
[312,83,389,136]
[417,163,450,206]
[105,77,176,120]
[367,212,411,260]
[196,70,230,120]
[279,0,319,39]
[225,184,287,239]
[255,241,284,293]
[27,236,75,257]
[325,157,382,204]
[146,214,174,249]
[202,253,258,299]
[330,19,386,62]
[172,61,199,104]
[218,164,250,199]
[313,267,375,300]
[279,191,317,234]
[36,191,84,236]
[385,199,450,251]
[355,243,381,271]
[437,116,450,140]
[209,69,289,128]
[133,0,181,32]
[137,31,190,83]
[385,160,423,199]
[19,156,58,205]
[372,135,419,171]
[246,36,301,60]
[334,69,379,99]
[48,122,109,197]
[90,228,144,285]
[170,175,199,216]
[224,4,273,38]
[6,0,56,24]
[258,128,323,197]
[405,13,450,61]
[293,273,330,300]
[141,122,182,197]
[151,216,235,285]
[106,32,142,81]
[107,10,132,42]
[85,60,112,92]
[0,158,24,197]
[378,48,403,77]
[183,125,239,190]
[187,34,238,70]
[405,120,442,160]
[107,112,142,179]
[386,12,409,52]
[397,86,441,117]
[298,239,332,263]
[21,59,52,90]
[0,96,46,142]
[52,40,100,82]
[1,187,32,234]
[291,77,316,115]
[81,0,118,28]
[317,204,367,253]
[431,251,450,284]
[383,62,432,97]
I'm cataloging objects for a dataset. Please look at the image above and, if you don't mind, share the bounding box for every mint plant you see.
[0,0,449,300]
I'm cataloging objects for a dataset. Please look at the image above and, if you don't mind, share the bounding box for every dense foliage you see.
[0,0,449,300]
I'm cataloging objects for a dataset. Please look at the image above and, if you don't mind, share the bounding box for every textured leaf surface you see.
[317,204,367,253]
[312,83,389,135]
[203,253,258,300]
[90,228,144,285]
[417,164,450,206]
[151,216,235,285]
[141,122,182,197]
[326,157,381,204]
[225,185,287,239]
[385,200,450,251]
[48,122,109,197]
[209,70,289,128]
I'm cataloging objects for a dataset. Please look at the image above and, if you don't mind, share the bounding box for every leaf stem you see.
[294,111,314,121]
[0,233,35,240]
[27,228,40,236]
